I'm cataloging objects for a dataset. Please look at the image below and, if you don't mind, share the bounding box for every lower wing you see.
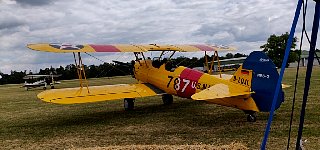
[38,83,164,104]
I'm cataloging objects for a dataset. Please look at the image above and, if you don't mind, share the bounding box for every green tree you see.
[225,53,234,59]
[260,32,298,68]
[234,53,247,58]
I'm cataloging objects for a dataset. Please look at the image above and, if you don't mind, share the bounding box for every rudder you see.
[242,51,284,112]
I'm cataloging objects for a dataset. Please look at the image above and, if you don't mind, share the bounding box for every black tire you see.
[43,87,47,90]
[162,94,173,105]
[124,98,135,111]
[247,114,257,122]
[51,86,55,89]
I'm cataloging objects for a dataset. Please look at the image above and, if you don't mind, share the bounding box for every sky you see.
[0,0,318,74]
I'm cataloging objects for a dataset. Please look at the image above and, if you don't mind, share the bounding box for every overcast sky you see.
[0,0,318,74]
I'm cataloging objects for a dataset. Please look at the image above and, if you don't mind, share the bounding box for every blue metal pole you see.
[260,0,303,149]
[295,1,320,149]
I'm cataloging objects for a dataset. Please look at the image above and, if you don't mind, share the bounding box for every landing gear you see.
[124,98,135,111]
[43,87,47,90]
[162,94,173,105]
[51,86,55,89]
[244,111,257,122]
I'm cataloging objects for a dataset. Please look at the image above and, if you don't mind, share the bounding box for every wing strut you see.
[204,51,222,77]
[73,52,90,93]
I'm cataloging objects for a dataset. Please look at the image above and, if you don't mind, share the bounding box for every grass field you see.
[0,67,319,149]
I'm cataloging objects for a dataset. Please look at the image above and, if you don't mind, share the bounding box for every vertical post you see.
[260,0,303,149]
[78,52,90,93]
[209,52,215,74]
[295,1,320,149]
[141,52,148,67]
[73,52,83,88]
[215,51,222,78]
[204,51,209,73]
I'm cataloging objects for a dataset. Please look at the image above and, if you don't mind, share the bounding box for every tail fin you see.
[229,65,253,90]
[242,51,284,112]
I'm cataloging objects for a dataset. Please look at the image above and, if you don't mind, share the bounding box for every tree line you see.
[0,53,247,85]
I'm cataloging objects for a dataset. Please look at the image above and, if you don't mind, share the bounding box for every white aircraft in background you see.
[23,74,61,90]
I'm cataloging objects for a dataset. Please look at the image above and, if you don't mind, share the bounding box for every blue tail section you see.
[242,51,284,112]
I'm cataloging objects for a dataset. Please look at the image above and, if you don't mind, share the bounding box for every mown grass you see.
[0,67,319,149]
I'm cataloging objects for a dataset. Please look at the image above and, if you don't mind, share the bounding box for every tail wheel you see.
[247,114,257,122]
[43,87,47,90]
[124,98,135,111]
[162,94,173,105]
[244,110,257,122]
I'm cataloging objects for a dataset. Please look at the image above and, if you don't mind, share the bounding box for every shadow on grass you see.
[8,99,250,129]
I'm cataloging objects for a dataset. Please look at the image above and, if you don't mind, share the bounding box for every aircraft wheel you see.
[124,98,135,111]
[162,94,173,105]
[43,87,47,90]
[247,114,256,122]
[51,86,55,89]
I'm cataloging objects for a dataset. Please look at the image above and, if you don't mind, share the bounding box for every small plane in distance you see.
[27,43,286,122]
[23,74,61,90]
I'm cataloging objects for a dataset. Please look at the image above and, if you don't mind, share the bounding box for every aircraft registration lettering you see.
[232,76,249,86]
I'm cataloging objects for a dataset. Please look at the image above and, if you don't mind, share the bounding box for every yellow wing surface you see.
[38,83,164,104]
[27,43,235,53]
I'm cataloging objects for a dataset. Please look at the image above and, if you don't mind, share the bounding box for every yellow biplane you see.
[27,43,285,122]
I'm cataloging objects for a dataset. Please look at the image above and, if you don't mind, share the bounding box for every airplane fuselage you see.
[133,60,259,111]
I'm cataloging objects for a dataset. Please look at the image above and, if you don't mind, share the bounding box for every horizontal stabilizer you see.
[37,83,164,104]
[282,84,291,88]
[191,83,251,100]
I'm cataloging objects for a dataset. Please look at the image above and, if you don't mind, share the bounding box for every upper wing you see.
[38,83,165,104]
[27,43,235,53]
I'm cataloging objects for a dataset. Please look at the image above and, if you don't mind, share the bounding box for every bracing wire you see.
[84,52,107,63]
[84,52,110,77]
[175,52,197,67]
[84,52,132,78]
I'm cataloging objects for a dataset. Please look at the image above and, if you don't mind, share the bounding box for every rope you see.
[295,1,320,148]
[314,50,320,65]
[260,0,303,149]
[286,1,308,149]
